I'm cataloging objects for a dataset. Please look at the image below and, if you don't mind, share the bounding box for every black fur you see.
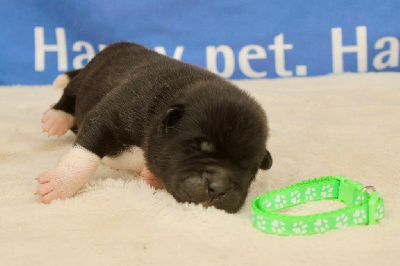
[52,42,272,213]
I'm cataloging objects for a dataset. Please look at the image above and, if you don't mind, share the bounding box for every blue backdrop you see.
[0,0,399,85]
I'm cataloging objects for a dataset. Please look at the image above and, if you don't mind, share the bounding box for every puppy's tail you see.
[52,69,82,89]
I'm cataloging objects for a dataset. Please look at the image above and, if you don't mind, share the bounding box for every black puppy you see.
[37,42,272,213]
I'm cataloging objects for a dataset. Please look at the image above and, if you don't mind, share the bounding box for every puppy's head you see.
[146,82,272,213]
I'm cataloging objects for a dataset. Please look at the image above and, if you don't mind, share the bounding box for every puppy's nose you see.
[208,181,227,199]
[202,169,228,199]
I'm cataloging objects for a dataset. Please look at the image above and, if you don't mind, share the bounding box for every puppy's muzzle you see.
[180,166,238,210]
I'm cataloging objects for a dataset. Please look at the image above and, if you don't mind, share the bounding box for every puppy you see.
[37,42,272,213]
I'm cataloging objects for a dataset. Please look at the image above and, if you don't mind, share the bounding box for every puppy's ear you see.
[260,149,272,170]
[158,104,184,133]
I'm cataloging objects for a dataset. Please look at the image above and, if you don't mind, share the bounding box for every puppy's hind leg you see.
[42,108,76,137]
[42,72,79,136]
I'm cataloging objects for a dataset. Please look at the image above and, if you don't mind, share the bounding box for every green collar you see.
[251,176,384,235]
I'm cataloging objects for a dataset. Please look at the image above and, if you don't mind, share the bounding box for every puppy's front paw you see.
[36,146,101,204]
[41,108,75,137]
[36,168,82,203]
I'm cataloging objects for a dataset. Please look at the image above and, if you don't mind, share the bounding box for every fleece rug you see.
[0,73,399,265]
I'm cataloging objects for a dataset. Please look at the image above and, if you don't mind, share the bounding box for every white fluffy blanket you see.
[1,73,399,265]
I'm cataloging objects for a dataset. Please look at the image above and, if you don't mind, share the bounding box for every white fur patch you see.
[53,74,70,89]
[102,146,145,173]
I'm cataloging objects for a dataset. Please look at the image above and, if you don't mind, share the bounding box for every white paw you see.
[36,167,83,203]
[36,146,101,203]
[41,108,75,137]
